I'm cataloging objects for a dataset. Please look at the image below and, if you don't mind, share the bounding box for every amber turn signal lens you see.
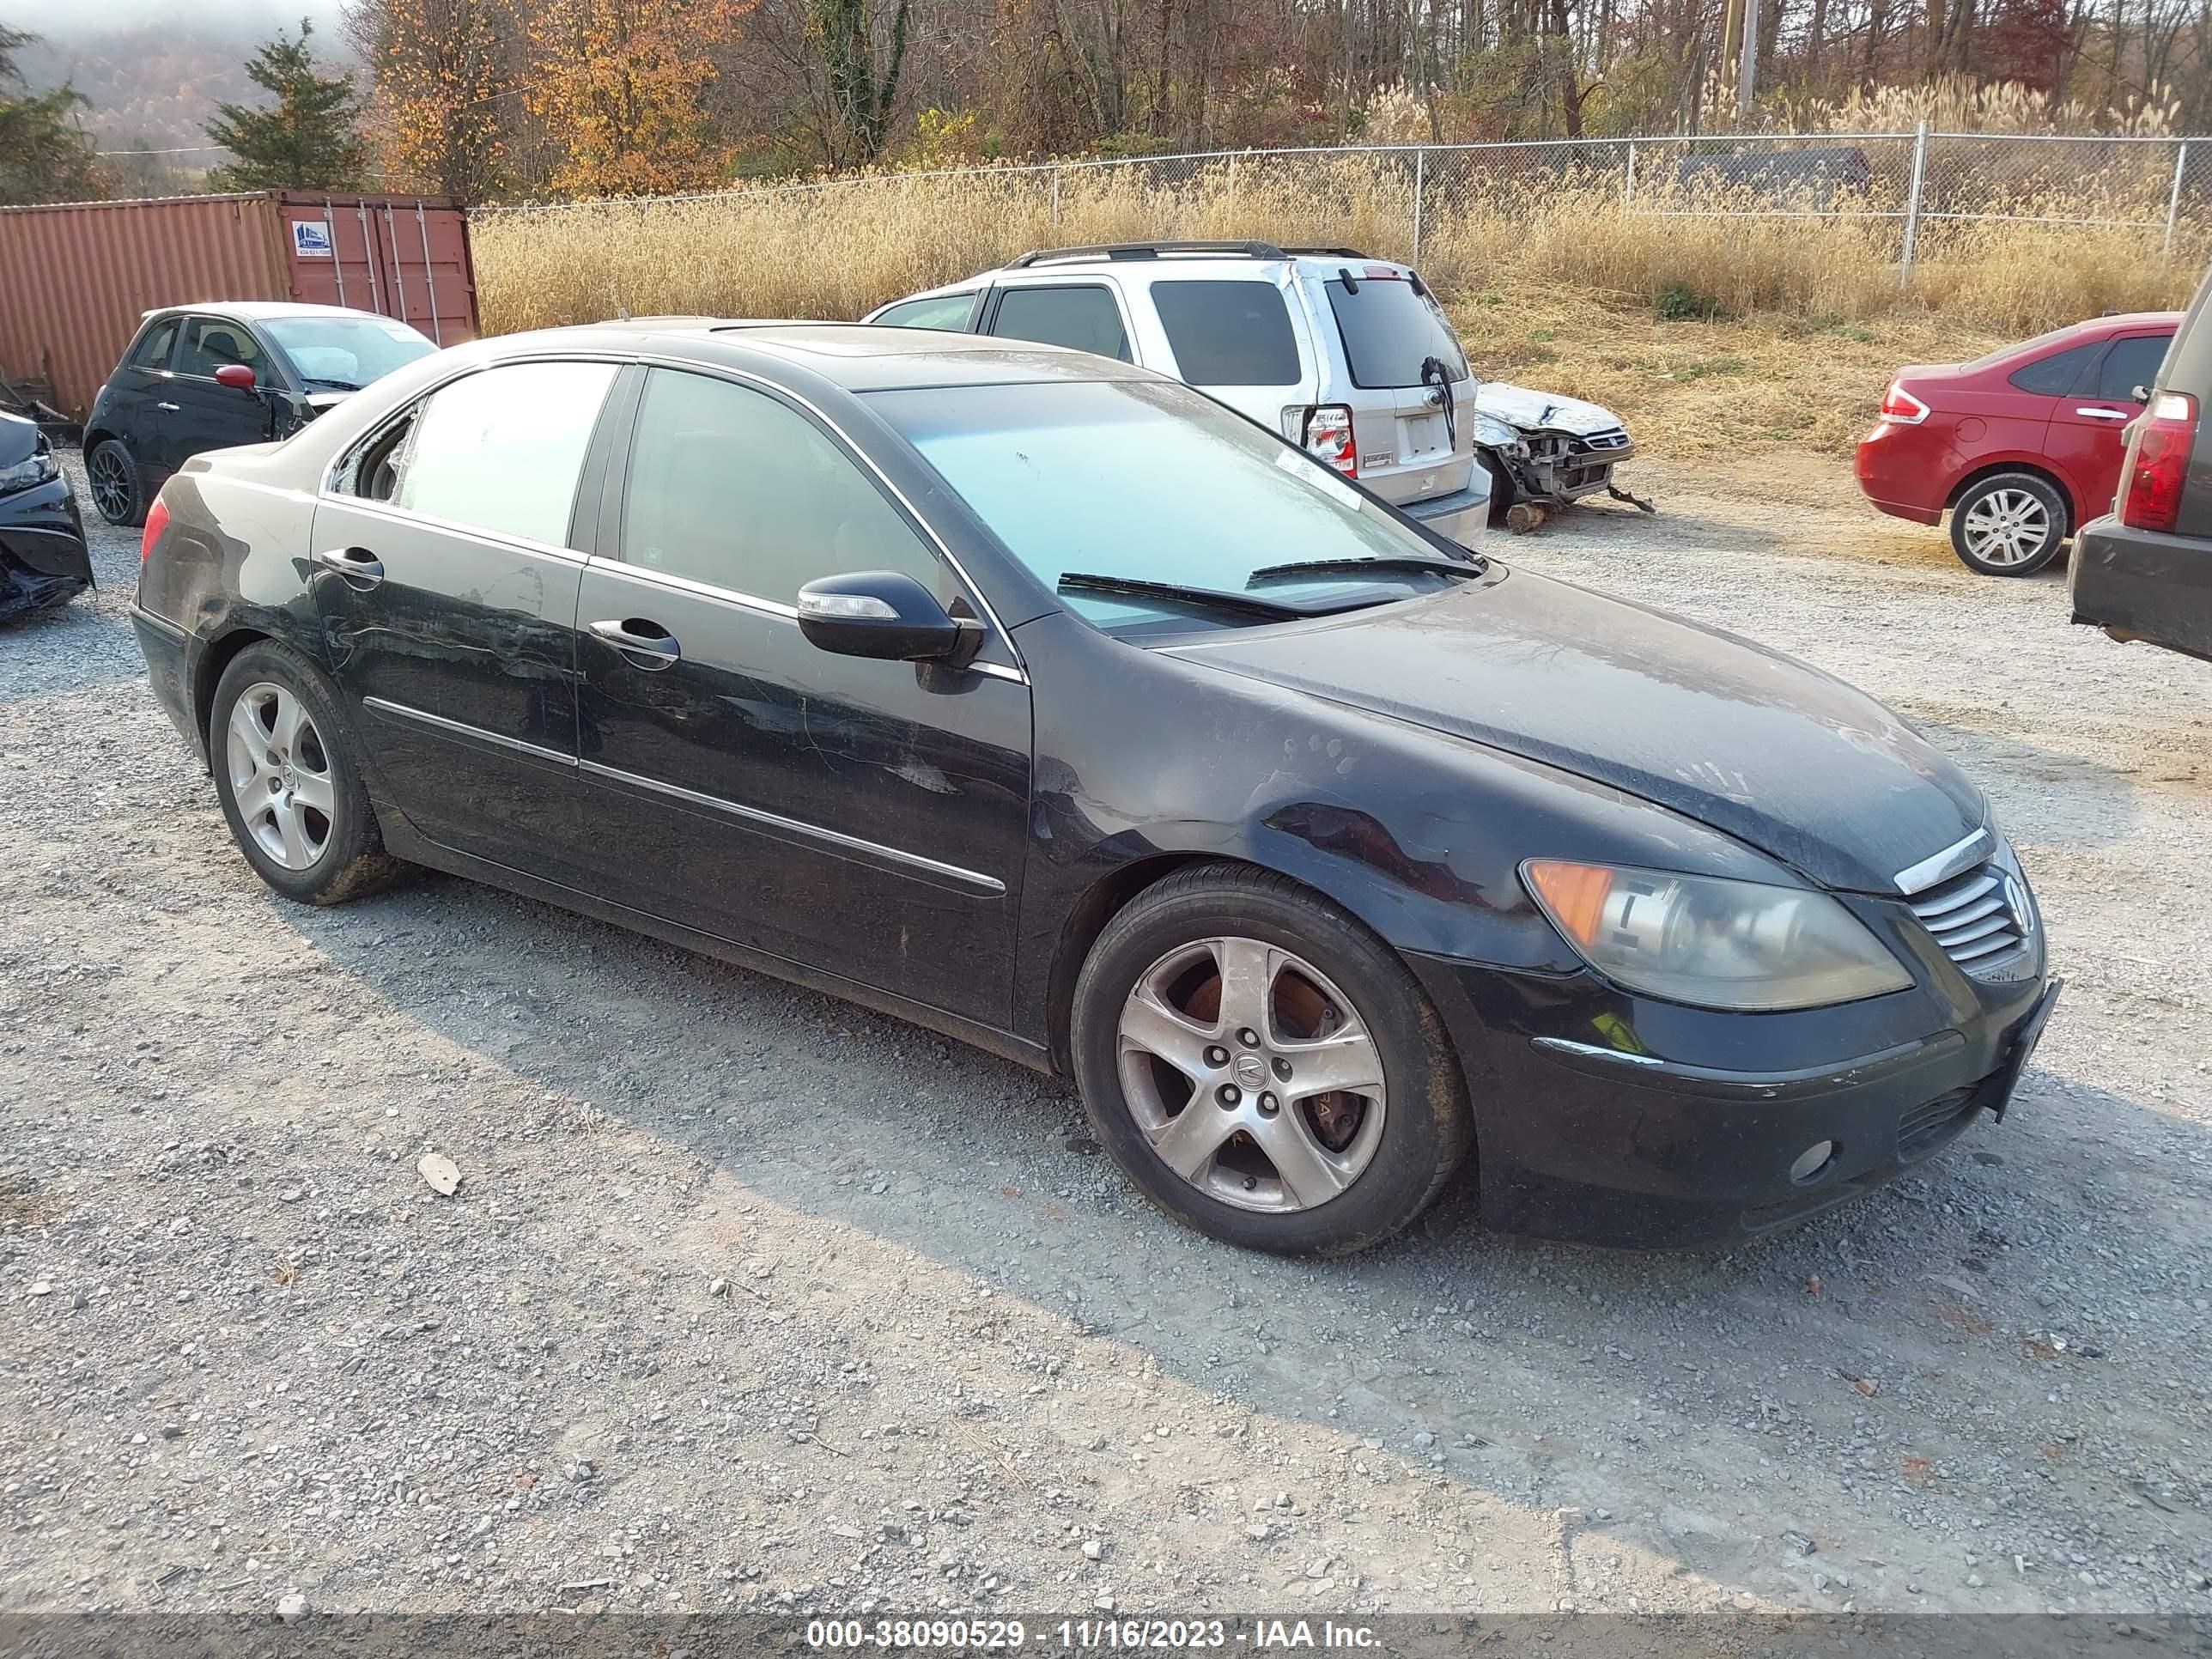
[1525,860,1615,948]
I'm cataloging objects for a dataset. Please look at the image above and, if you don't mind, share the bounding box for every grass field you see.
[469,158,2201,461]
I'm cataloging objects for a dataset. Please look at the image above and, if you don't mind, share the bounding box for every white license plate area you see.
[1398,412,1447,459]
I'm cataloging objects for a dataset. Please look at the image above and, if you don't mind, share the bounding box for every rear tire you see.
[209,641,409,905]
[87,439,144,528]
[1948,471,2067,576]
[1071,864,1473,1256]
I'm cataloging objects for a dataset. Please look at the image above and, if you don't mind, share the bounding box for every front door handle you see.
[2074,406,2130,421]
[313,545,384,587]
[589,617,681,669]
[155,401,181,412]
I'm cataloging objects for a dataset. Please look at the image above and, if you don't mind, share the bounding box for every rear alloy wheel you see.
[210,641,408,905]
[1072,865,1472,1255]
[1949,471,2067,576]
[88,440,144,528]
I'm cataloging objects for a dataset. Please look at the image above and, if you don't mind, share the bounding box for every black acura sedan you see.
[130,322,2058,1255]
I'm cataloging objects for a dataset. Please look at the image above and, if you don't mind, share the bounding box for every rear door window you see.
[2008,341,2100,396]
[875,293,980,331]
[1152,280,1301,386]
[2095,333,2172,401]
[1323,276,1468,389]
[987,284,1130,362]
[386,359,619,548]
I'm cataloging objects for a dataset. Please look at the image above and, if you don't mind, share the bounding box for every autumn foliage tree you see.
[525,0,749,196]
[345,0,516,199]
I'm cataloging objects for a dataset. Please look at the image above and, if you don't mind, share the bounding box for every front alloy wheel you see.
[1117,937,1388,1213]
[1072,864,1472,1255]
[88,441,143,527]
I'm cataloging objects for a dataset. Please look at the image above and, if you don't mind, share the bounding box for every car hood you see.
[1475,381,1623,435]
[1161,570,1984,894]
[0,410,37,469]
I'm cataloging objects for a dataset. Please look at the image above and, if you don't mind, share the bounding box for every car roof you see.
[143,301,404,324]
[2044,310,2185,343]
[492,319,1164,392]
[881,243,1409,304]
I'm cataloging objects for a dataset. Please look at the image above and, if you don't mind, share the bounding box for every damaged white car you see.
[1473,383,1653,526]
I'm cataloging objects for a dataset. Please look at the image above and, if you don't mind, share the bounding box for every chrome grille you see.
[1907,860,2025,975]
[1577,428,1632,452]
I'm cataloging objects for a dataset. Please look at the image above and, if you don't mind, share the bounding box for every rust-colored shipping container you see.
[0,191,479,422]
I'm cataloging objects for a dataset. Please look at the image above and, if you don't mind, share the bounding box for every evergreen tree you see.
[0,26,103,205]
[204,19,368,191]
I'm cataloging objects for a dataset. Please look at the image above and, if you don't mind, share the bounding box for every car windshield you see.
[866,378,1480,633]
[262,314,437,390]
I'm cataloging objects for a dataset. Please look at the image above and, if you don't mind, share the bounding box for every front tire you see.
[210,641,407,905]
[1949,471,2067,576]
[88,439,144,528]
[1071,865,1473,1256]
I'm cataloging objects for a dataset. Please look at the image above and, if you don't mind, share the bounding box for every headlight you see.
[0,447,57,495]
[1524,860,1913,1011]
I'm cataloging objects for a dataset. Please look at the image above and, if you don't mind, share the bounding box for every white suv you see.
[865,240,1491,546]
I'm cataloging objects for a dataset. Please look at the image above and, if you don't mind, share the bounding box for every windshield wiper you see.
[1057,572,1320,621]
[1247,554,1484,584]
[301,377,362,392]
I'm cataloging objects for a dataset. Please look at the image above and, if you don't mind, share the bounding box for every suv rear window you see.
[1152,280,1300,386]
[1323,276,1467,389]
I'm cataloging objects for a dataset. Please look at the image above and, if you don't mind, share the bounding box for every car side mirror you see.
[214,364,257,392]
[2132,384,2153,405]
[798,570,981,665]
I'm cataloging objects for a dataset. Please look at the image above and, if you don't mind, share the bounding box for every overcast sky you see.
[4,0,348,39]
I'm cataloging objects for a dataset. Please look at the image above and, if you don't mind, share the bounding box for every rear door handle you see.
[589,617,681,668]
[2074,406,2130,421]
[155,402,180,411]
[313,545,385,587]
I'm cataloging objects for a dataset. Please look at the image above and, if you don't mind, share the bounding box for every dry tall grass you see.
[469,155,2204,459]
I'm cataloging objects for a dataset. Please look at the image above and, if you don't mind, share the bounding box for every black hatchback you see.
[130,322,2057,1255]
[82,301,437,527]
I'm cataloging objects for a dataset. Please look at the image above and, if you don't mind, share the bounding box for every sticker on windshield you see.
[290,220,334,258]
[1274,445,1364,511]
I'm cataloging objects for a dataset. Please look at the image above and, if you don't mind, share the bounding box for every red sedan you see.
[1856,311,2179,575]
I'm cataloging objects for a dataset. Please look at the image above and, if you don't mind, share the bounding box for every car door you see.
[980,281,1134,362]
[2046,331,2174,521]
[310,356,624,884]
[155,315,289,475]
[572,364,1031,1028]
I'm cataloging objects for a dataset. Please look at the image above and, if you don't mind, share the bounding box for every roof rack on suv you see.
[1280,246,1376,260]
[1006,240,1289,268]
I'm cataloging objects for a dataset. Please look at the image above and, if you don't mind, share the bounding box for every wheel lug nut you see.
[1257,1093,1279,1116]
[1216,1084,1242,1108]
[1272,1056,1291,1080]
[1205,1046,1229,1066]
[1237,1027,1261,1047]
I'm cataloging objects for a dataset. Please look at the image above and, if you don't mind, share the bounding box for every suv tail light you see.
[2118,391,2197,532]
[1879,383,1930,424]
[140,496,170,562]
[1303,404,1358,476]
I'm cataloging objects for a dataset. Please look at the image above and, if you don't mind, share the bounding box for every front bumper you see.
[0,474,94,622]
[1507,433,1637,504]
[1410,945,2056,1249]
[2069,511,2212,665]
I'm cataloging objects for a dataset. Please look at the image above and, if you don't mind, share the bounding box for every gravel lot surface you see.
[4,451,2210,1622]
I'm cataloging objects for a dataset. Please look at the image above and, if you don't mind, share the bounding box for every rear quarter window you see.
[1323,276,1468,389]
[1151,280,1301,386]
[2008,341,2100,396]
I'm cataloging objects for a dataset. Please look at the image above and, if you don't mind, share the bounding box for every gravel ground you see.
[4,450,2210,1622]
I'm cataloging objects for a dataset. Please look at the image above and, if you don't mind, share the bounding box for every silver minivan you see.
[864,240,1491,545]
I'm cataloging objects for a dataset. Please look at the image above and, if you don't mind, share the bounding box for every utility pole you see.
[1739,0,1759,113]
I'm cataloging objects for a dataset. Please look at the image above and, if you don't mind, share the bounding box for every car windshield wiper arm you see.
[1246,554,1484,583]
[1057,572,1320,621]
[302,377,362,391]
